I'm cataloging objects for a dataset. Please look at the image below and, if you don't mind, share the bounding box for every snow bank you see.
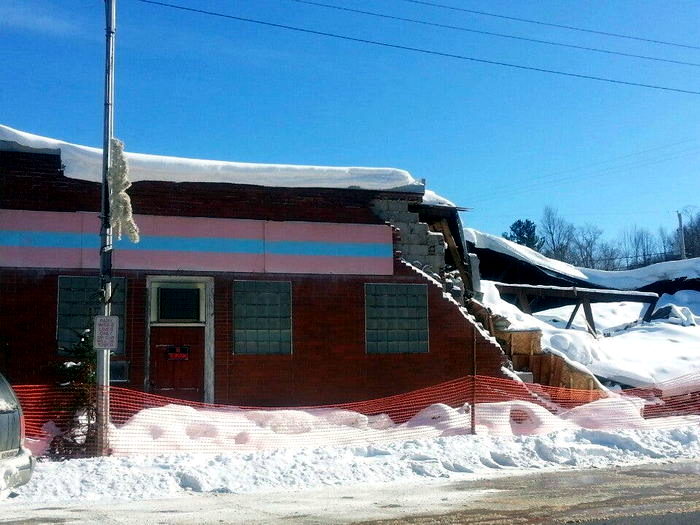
[481,280,700,388]
[7,421,700,503]
[465,228,700,290]
[0,124,423,192]
[103,392,700,458]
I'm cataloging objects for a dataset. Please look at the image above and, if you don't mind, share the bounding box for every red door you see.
[149,326,205,401]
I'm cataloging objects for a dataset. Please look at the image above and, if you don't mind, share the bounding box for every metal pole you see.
[470,328,476,435]
[96,0,116,456]
[677,211,687,259]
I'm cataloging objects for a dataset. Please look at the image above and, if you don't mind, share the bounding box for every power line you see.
[469,140,700,202]
[290,0,700,67]
[469,146,700,204]
[133,0,700,95]
[395,0,700,51]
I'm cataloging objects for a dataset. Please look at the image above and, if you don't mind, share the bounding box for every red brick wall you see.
[0,265,507,403]
[215,264,507,405]
[0,150,420,223]
[0,150,507,401]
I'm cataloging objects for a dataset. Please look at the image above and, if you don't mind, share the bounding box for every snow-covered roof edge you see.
[0,124,425,193]
[464,228,700,290]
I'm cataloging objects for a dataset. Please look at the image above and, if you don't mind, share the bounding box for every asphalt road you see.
[2,460,700,524]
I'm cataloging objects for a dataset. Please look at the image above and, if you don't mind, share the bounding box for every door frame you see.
[144,275,215,402]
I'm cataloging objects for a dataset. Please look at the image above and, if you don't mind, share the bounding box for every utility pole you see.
[97,0,116,456]
[677,211,687,259]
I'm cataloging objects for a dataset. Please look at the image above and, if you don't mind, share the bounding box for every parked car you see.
[0,372,35,493]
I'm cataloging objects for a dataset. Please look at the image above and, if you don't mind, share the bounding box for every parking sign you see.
[94,315,119,350]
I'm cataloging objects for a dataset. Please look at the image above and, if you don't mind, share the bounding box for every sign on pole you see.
[94,315,119,350]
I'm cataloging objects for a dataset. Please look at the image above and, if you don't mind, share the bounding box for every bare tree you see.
[658,226,676,261]
[572,224,602,268]
[540,206,575,263]
[596,241,623,270]
[620,226,660,268]
[681,209,700,258]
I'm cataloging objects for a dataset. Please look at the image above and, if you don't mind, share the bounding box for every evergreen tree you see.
[503,219,544,251]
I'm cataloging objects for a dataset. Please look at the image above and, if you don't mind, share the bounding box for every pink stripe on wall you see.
[0,246,84,269]
[265,254,394,275]
[135,214,264,240]
[113,251,264,272]
[0,210,265,240]
[1,209,395,275]
[265,221,391,244]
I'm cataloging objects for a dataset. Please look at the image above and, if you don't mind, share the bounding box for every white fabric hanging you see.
[108,138,140,243]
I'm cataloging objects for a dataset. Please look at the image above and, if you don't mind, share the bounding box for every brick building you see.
[0,125,507,405]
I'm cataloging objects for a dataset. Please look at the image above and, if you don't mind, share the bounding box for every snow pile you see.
[0,399,18,412]
[464,228,700,289]
[0,124,422,192]
[101,392,700,457]
[6,420,700,503]
[481,281,700,388]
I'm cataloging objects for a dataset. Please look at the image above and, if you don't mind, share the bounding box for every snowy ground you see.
[5,396,700,504]
[6,424,700,504]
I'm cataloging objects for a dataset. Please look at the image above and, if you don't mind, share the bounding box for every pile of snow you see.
[0,124,423,192]
[481,281,700,388]
[6,414,700,503]
[464,228,700,289]
[0,399,18,412]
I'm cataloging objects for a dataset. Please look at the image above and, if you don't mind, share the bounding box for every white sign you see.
[93,315,119,350]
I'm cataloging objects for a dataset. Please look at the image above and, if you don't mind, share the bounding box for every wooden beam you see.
[642,297,659,322]
[517,291,532,314]
[495,283,658,304]
[581,297,597,336]
[565,302,581,329]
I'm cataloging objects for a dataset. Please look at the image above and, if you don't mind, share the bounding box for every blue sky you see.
[1,0,698,241]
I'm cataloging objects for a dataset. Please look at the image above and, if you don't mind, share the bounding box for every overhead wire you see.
[394,0,700,50]
[133,0,700,95]
[290,0,700,67]
[469,139,700,201]
[469,146,700,204]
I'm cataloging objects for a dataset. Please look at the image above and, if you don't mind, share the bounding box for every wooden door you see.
[149,326,205,401]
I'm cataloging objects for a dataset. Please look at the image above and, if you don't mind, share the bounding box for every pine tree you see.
[503,219,544,251]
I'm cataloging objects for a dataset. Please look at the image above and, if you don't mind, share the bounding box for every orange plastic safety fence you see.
[13,373,700,458]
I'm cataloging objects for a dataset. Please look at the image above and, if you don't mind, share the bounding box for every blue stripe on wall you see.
[0,231,393,258]
[266,240,393,258]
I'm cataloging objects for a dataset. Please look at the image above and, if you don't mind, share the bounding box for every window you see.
[57,276,126,355]
[365,283,429,353]
[150,282,205,324]
[110,360,129,383]
[233,281,292,355]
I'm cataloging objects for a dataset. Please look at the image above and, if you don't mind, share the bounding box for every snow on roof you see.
[0,124,425,193]
[465,228,700,290]
[421,189,456,208]
[463,228,587,280]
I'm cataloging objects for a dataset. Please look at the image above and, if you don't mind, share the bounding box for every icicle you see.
[108,138,140,243]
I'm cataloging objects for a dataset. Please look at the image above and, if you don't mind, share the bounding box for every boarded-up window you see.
[57,276,126,355]
[365,283,428,354]
[233,281,292,355]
